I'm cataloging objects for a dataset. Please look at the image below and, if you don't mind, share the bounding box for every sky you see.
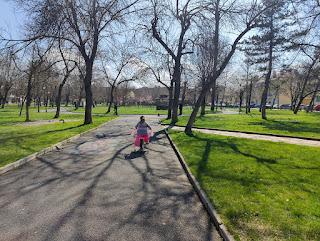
[0,0,25,39]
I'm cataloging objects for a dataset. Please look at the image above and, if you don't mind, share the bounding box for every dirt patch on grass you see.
[15,119,82,126]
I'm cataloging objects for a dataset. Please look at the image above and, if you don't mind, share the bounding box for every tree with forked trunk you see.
[11,0,139,124]
[185,0,275,133]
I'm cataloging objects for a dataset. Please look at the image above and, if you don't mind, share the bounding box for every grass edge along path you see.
[0,113,118,169]
[167,129,320,241]
[161,110,320,139]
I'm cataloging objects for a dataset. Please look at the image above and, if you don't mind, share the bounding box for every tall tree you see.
[54,42,77,118]
[0,48,18,108]
[149,0,202,124]
[242,0,294,119]
[293,51,320,114]
[185,0,271,133]
[101,52,147,113]
[14,0,139,124]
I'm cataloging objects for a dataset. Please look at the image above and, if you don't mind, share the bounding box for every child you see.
[134,116,152,152]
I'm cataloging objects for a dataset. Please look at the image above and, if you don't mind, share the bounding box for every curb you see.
[161,124,320,141]
[0,117,120,176]
[164,128,235,241]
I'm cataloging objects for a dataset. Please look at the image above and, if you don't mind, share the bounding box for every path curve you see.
[166,126,320,147]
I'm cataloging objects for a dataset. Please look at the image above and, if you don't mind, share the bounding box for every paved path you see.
[0,115,221,241]
[167,126,320,147]
[38,107,82,115]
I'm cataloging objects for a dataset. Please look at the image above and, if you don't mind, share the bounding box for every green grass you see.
[162,109,320,138]
[0,106,117,167]
[69,105,221,115]
[168,129,320,240]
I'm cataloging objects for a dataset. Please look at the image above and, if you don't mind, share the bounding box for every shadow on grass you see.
[170,129,320,240]
[249,119,320,135]
[187,133,277,184]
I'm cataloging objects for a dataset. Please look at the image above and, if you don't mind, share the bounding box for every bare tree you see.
[148,0,203,124]
[0,48,18,108]
[293,52,320,114]
[13,43,53,121]
[142,55,174,119]
[101,51,148,113]
[185,0,272,132]
[12,0,139,124]
[54,42,77,118]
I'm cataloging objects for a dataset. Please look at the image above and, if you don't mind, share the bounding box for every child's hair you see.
[140,116,145,122]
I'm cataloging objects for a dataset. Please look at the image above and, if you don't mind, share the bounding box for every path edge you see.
[162,124,320,141]
[0,117,120,176]
[164,128,236,241]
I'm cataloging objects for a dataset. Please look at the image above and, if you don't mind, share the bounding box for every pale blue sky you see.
[0,0,25,38]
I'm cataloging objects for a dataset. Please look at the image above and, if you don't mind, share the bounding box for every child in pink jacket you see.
[133,116,152,150]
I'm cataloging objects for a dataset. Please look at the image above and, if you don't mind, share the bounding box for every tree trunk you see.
[294,59,318,114]
[261,54,273,118]
[211,80,216,111]
[167,80,174,119]
[25,74,33,122]
[106,86,115,114]
[201,77,206,115]
[19,97,25,117]
[261,13,275,119]
[54,84,64,118]
[248,80,253,113]
[200,97,206,115]
[271,91,278,109]
[307,79,320,113]
[65,91,70,107]
[37,97,40,113]
[55,72,70,118]
[1,91,8,109]
[239,89,244,113]
[215,91,219,111]
[185,88,207,133]
[0,90,3,107]
[171,60,181,124]
[179,81,187,115]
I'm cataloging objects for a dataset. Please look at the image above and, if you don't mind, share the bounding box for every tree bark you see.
[248,80,253,113]
[239,89,244,113]
[211,80,216,111]
[167,85,173,119]
[54,85,64,118]
[55,70,72,118]
[185,88,207,133]
[171,60,181,124]
[201,97,206,115]
[25,73,33,122]
[294,59,318,114]
[185,4,257,132]
[1,89,9,109]
[83,60,94,124]
[307,78,320,113]
[261,14,274,120]
[106,86,115,114]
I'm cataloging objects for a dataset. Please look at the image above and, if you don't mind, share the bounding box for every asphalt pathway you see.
[0,115,221,241]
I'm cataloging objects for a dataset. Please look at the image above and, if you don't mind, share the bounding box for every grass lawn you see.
[168,129,320,241]
[68,105,221,115]
[162,109,320,138]
[0,105,117,167]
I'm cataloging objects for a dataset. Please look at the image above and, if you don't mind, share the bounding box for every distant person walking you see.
[114,103,118,115]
